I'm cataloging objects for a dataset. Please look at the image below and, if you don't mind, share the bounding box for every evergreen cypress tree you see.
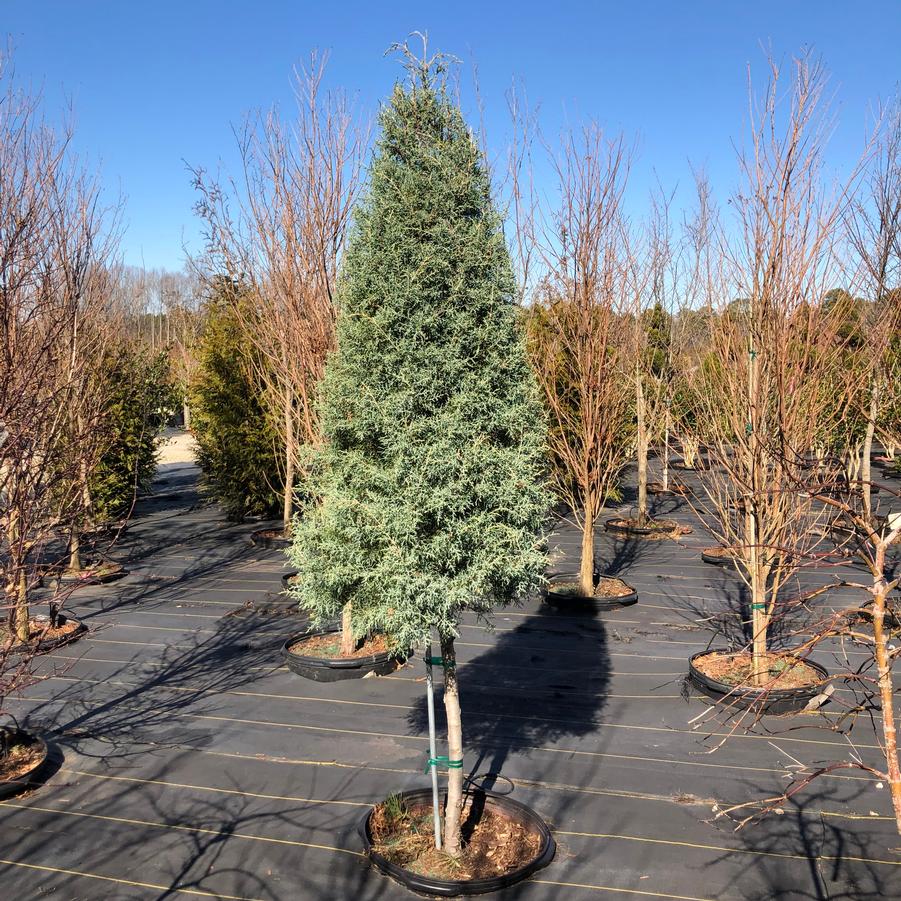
[289,53,550,854]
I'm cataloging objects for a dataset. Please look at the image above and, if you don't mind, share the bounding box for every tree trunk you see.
[441,636,464,856]
[68,530,82,573]
[15,567,29,643]
[283,385,295,532]
[662,400,671,492]
[340,602,354,657]
[183,399,191,431]
[871,542,901,834]
[579,495,595,598]
[636,370,648,525]
[861,378,879,522]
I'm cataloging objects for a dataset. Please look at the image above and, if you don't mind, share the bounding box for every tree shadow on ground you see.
[407,610,611,801]
[703,780,898,900]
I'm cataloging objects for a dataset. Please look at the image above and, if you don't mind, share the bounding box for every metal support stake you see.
[425,642,442,849]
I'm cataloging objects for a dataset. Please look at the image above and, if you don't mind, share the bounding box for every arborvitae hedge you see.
[90,344,175,522]
[189,278,280,519]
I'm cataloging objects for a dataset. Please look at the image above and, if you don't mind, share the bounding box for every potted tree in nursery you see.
[525,124,639,610]
[291,47,555,891]
[685,54,851,714]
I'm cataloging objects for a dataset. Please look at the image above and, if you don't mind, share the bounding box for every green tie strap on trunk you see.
[751,602,766,611]
[425,756,464,773]
[424,656,444,666]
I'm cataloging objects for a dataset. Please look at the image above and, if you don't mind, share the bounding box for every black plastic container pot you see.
[281,571,299,590]
[0,727,50,800]
[250,527,291,549]
[688,649,830,715]
[359,788,556,897]
[282,626,405,681]
[604,516,683,537]
[701,548,736,567]
[9,614,88,656]
[544,577,637,612]
[59,563,126,585]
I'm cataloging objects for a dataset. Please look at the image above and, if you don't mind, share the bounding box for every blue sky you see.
[4,1,900,270]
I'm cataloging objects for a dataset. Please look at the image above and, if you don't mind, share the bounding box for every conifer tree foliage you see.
[290,53,550,854]
[190,277,281,520]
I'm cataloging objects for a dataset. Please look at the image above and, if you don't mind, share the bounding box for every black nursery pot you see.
[59,564,126,585]
[250,528,291,549]
[544,578,638,612]
[359,788,556,897]
[701,548,735,567]
[281,626,405,682]
[604,516,679,537]
[688,649,830,715]
[0,727,50,800]
[281,571,299,589]
[10,614,88,656]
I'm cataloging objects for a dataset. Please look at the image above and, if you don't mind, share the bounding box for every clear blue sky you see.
[4,1,900,270]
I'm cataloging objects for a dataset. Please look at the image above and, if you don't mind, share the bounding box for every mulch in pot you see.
[0,728,49,799]
[647,481,689,496]
[605,516,692,539]
[545,576,637,611]
[287,632,389,659]
[701,546,739,566]
[1,615,87,652]
[59,561,126,584]
[369,794,539,883]
[250,527,291,549]
[693,650,824,691]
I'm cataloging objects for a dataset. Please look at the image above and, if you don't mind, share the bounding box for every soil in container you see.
[59,561,125,584]
[693,650,824,691]
[0,739,44,783]
[605,516,691,539]
[288,632,389,659]
[1,616,85,650]
[370,795,540,882]
[251,527,291,548]
[647,481,688,496]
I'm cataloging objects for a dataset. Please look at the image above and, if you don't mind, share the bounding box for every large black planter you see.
[0,728,50,800]
[59,564,126,585]
[544,578,638,612]
[359,788,556,897]
[9,614,88,656]
[605,516,682,537]
[688,649,830,715]
[251,528,291,549]
[701,548,736,568]
[282,626,405,682]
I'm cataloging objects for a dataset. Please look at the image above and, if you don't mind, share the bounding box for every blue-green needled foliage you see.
[289,55,551,652]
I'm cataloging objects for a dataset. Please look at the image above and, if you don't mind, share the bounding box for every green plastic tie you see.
[424,656,444,666]
[749,349,757,359]
[425,756,464,773]
[751,603,766,611]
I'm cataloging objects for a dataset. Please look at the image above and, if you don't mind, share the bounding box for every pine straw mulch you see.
[1,617,81,649]
[288,632,390,660]
[549,577,633,599]
[370,797,540,881]
[647,481,689,496]
[695,651,824,690]
[608,517,693,540]
[0,740,44,783]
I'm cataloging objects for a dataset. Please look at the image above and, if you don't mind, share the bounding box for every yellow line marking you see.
[532,879,709,900]
[0,801,362,857]
[556,829,901,867]
[60,769,370,808]
[33,674,882,751]
[0,860,264,900]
